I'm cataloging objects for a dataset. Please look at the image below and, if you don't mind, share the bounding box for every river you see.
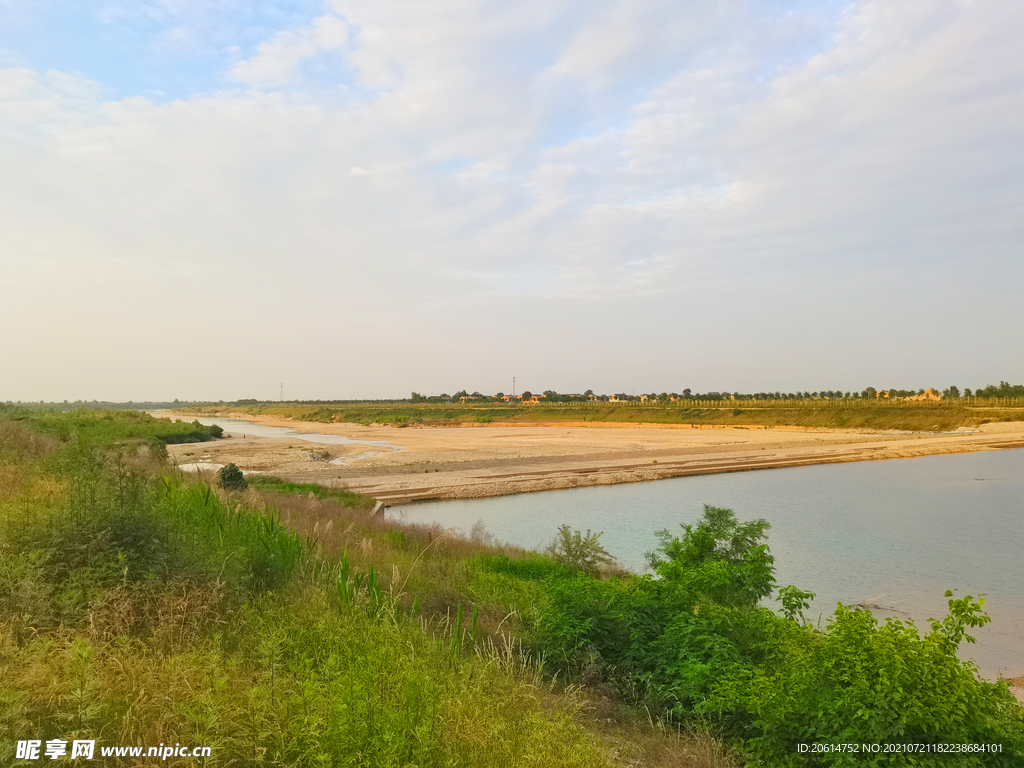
[390,448,1024,679]
[171,415,404,462]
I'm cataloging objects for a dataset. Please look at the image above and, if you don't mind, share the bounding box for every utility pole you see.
[513,377,516,398]
[280,383,283,402]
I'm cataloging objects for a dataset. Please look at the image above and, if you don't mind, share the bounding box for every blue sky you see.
[1,1,1022,400]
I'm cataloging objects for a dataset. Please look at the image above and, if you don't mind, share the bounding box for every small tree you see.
[220,463,247,491]
[646,505,775,608]
[548,525,615,577]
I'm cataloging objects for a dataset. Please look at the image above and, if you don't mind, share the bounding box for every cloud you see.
[230,13,349,85]
[1,1,1022,397]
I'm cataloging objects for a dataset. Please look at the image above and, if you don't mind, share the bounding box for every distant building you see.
[904,388,942,402]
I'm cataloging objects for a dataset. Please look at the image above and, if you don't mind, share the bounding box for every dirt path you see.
[158,412,1024,504]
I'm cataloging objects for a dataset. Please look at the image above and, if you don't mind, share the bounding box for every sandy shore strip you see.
[157,412,1024,504]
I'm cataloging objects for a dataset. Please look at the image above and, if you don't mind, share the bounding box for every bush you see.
[646,504,775,608]
[706,597,1024,765]
[220,463,247,491]
[547,525,615,577]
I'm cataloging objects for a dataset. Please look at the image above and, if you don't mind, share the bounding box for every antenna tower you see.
[513,377,516,397]
[280,383,283,402]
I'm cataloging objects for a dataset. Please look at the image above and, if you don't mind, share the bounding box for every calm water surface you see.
[392,450,1024,678]
[164,415,404,461]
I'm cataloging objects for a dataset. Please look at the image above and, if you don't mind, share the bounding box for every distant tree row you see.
[406,382,1024,404]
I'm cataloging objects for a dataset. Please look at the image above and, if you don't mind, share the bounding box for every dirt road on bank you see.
[159,413,1024,505]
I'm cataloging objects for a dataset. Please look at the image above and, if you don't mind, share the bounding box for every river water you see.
[178,415,404,462]
[391,449,1024,679]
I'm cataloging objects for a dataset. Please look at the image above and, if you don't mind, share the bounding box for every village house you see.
[904,388,942,402]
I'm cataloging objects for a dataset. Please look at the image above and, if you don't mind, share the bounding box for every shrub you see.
[646,505,775,608]
[547,525,615,577]
[706,596,1024,765]
[220,463,247,491]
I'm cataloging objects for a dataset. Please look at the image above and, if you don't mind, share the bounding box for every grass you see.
[9,408,1020,765]
[246,475,376,511]
[1,408,735,767]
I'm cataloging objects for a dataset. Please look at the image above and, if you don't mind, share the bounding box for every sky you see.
[1,0,1022,401]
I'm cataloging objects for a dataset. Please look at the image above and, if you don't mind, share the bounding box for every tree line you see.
[407,381,1024,404]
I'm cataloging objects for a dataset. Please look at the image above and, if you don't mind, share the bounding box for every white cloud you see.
[1,1,1023,397]
[230,13,349,85]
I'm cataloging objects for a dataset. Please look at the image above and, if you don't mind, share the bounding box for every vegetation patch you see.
[246,475,376,511]
[3,408,1022,766]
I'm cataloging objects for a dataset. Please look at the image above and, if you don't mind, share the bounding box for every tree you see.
[862,387,877,399]
[520,390,532,400]
[584,389,594,397]
[646,505,775,608]
[411,392,424,402]
[944,385,961,399]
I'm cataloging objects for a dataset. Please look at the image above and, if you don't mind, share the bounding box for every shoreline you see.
[157,411,1024,504]
[158,411,1024,691]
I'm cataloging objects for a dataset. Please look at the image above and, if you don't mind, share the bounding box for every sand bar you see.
[157,412,1024,504]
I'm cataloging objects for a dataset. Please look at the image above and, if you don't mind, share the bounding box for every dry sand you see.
[161,413,1024,505]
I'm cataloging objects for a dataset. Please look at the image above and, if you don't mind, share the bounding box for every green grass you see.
[11,408,1020,766]
[189,400,1024,432]
[1,404,223,447]
[247,475,376,511]
[0,408,661,768]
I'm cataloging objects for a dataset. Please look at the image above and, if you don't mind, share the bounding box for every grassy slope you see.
[0,409,720,768]
[6,409,1020,767]
[192,401,1024,432]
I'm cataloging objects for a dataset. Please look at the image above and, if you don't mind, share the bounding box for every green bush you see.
[706,597,1024,765]
[547,525,615,576]
[497,506,1024,765]
[220,463,247,491]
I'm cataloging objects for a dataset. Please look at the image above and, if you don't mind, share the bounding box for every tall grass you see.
[0,409,633,767]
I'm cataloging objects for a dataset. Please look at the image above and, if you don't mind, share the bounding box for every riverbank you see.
[157,411,1024,504]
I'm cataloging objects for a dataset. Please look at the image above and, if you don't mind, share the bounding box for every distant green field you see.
[190,399,1024,432]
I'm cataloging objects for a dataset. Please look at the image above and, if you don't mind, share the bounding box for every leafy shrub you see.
[510,505,1024,764]
[220,463,247,491]
[706,596,1024,765]
[547,525,615,577]
[647,504,775,608]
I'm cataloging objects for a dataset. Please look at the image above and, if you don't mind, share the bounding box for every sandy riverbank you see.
[157,412,1024,504]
